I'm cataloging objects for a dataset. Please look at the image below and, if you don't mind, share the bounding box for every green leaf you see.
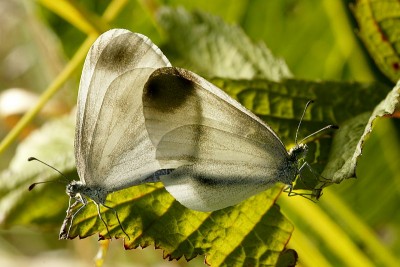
[1,116,296,266]
[321,112,371,181]
[67,184,294,266]
[324,80,400,183]
[0,115,76,228]
[157,7,292,81]
[352,0,400,83]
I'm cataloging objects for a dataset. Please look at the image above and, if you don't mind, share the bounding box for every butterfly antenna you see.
[28,157,69,190]
[295,100,314,144]
[300,125,339,144]
[295,101,339,144]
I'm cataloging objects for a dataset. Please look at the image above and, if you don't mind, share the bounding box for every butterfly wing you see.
[142,67,291,211]
[75,29,171,191]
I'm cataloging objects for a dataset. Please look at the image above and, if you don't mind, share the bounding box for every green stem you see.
[0,35,96,155]
[0,0,129,155]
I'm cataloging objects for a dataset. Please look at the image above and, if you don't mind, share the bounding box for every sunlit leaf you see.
[353,0,400,83]
[66,184,293,266]
[157,7,292,81]
[0,115,75,228]
[323,80,400,182]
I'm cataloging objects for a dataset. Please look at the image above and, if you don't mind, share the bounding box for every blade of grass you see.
[0,35,96,155]
[289,228,333,267]
[136,0,163,36]
[322,0,374,79]
[0,0,130,155]
[321,188,400,267]
[37,0,109,34]
[102,0,130,22]
[279,193,375,267]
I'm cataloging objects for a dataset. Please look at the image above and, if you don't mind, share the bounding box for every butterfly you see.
[30,29,335,239]
[63,29,172,238]
[141,67,336,212]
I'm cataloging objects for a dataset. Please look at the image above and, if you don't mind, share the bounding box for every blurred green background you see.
[0,0,399,266]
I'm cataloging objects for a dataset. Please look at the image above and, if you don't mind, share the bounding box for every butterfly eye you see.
[66,183,77,197]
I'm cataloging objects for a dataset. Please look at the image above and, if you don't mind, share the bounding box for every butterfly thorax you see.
[277,143,308,185]
[66,180,108,204]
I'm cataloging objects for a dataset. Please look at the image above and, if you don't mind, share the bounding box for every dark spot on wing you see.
[96,33,146,72]
[194,173,266,186]
[195,175,221,186]
[143,67,196,113]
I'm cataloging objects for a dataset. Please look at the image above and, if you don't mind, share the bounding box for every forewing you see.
[142,67,289,210]
[142,67,287,167]
[76,29,171,189]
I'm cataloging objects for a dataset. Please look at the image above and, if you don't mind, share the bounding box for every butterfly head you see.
[67,180,108,204]
[288,143,308,165]
[66,180,84,199]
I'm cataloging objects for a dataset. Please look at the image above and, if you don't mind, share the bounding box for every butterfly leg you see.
[283,184,294,196]
[59,198,77,239]
[283,183,318,202]
[101,203,130,240]
[63,197,87,239]
[297,162,332,199]
[283,162,322,201]
[299,162,332,187]
[94,202,113,239]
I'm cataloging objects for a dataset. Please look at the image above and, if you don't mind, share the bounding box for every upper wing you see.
[75,29,171,190]
[142,67,288,167]
[142,67,290,211]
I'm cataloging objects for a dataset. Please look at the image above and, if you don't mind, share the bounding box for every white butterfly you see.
[64,29,171,238]
[141,67,333,212]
